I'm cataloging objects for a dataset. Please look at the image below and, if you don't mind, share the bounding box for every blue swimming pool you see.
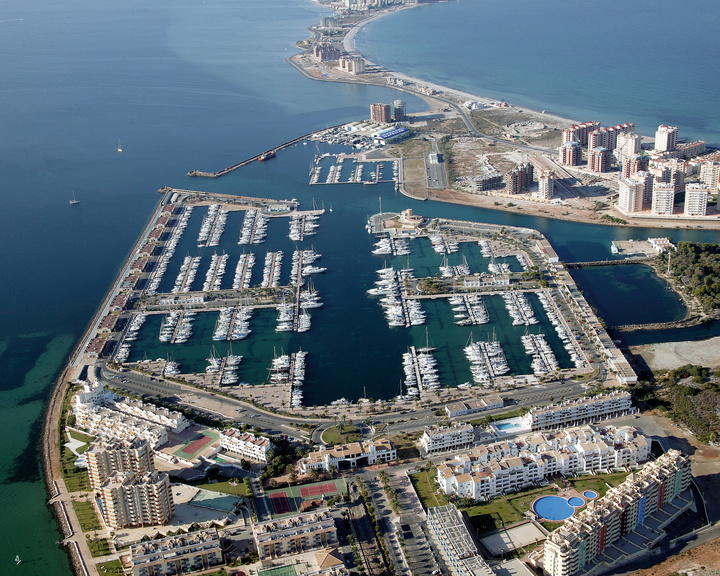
[568,496,585,507]
[496,422,520,430]
[533,496,575,521]
[583,490,598,499]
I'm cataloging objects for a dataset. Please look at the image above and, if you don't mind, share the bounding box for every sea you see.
[0,0,718,573]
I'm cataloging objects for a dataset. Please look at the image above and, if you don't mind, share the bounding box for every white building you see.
[115,397,191,433]
[522,391,633,431]
[617,176,645,214]
[436,425,650,502]
[337,54,365,74]
[684,183,710,216]
[419,423,474,455]
[652,181,675,215]
[700,161,720,191]
[219,429,274,463]
[538,170,555,200]
[299,438,396,473]
[445,395,504,418]
[130,529,223,576]
[253,510,338,560]
[86,438,153,490]
[654,124,678,152]
[99,470,174,528]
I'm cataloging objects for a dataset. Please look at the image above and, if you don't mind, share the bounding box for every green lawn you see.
[61,445,90,492]
[96,559,124,576]
[569,472,629,497]
[87,536,112,558]
[72,500,102,532]
[190,479,251,498]
[409,470,448,510]
[321,425,361,445]
[67,428,95,445]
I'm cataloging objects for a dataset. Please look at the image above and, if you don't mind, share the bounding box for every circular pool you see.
[568,496,585,507]
[583,490,598,499]
[533,496,575,521]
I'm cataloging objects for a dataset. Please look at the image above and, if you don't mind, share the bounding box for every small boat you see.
[15,555,21,565]
[69,191,79,205]
[117,139,122,153]
[258,151,275,162]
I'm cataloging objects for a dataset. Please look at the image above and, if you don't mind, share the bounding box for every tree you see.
[309,468,320,481]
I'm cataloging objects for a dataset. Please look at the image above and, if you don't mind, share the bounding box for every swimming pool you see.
[568,496,585,507]
[583,490,598,499]
[496,422,520,430]
[533,496,575,521]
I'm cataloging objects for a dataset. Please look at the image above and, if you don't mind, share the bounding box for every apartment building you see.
[253,510,338,559]
[522,391,633,431]
[130,529,223,576]
[86,438,153,490]
[419,423,475,455]
[655,124,679,152]
[543,450,691,576]
[219,429,274,463]
[538,170,555,200]
[651,181,675,216]
[559,141,581,166]
[561,122,601,146]
[99,470,175,529]
[684,183,710,217]
[299,438,396,473]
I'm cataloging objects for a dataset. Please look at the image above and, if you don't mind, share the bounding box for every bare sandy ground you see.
[630,337,720,372]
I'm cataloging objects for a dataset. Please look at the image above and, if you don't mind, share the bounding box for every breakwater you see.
[187,125,346,178]
[565,257,655,269]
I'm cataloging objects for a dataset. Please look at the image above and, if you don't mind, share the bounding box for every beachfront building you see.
[370,102,392,123]
[505,162,533,194]
[99,470,175,529]
[538,170,555,200]
[559,141,582,166]
[614,132,641,166]
[253,510,338,560]
[622,154,648,178]
[542,450,692,576]
[419,423,474,455]
[393,99,406,121]
[588,123,634,152]
[299,438,396,473]
[114,397,191,433]
[522,391,633,431]
[655,124,678,152]
[562,121,601,147]
[444,395,505,418]
[219,428,274,463]
[588,147,610,173]
[436,425,650,501]
[130,528,223,576]
[617,175,646,214]
[427,505,495,576]
[651,181,675,216]
[313,42,340,62]
[337,54,365,74]
[86,438,153,490]
[684,183,710,217]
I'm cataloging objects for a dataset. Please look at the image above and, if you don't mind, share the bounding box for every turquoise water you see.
[0,0,718,572]
[496,422,521,431]
[533,496,576,521]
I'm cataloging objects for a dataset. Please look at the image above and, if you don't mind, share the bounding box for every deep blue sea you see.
[0,0,718,573]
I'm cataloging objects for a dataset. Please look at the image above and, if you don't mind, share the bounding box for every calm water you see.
[0,0,718,572]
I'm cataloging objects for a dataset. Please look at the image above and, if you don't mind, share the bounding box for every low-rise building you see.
[130,528,223,576]
[436,425,649,501]
[253,510,338,560]
[299,439,396,473]
[220,429,274,463]
[444,395,504,418]
[419,423,474,455]
[522,392,633,431]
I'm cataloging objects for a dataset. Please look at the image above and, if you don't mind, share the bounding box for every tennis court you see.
[173,430,219,460]
[265,478,346,517]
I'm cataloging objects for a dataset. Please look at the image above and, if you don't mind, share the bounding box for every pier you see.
[565,257,654,269]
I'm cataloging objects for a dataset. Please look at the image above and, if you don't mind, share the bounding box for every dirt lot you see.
[633,537,720,576]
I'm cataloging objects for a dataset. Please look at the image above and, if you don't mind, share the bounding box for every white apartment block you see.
[220,429,274,463]
[617,176,645,214]
[538,170,555,200]
[419,423,475,455]
[114,397,191,433]
[684,183,710,216]
[700,161,720,190]
[651,181,675,215]
[338,55,365,74]
[543,449,691,576]
[445,395,504,418]
[99,470,175,529]
[436,425,649,502]
[654,124,678,152]
[299,438,396,474]
[86,438,153,490]
[130,528,223,576]
[522,391,633,431]
[253,510,338,560]
[614,132,641,165]
[74,404,168,448]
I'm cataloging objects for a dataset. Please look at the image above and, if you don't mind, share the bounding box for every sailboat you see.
[15,555,21,565]
[69,191,79,205]
[117,139,123,153]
